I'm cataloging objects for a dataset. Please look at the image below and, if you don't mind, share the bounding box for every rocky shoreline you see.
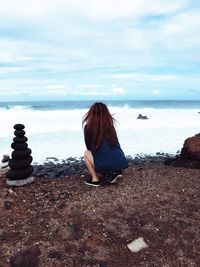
[32,153,177,179]
[1,133,200,266]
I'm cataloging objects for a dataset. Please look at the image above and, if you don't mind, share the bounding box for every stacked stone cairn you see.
[6,124,34,186]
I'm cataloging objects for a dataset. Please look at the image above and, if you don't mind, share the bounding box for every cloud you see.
[162,11,200,48]
[0,0,199,100]
[47,89,68,96]
[189,89,200,94]
[0,90,20,96]
[78,84,104,89]
[107,73,178,82]
[123,9,200,54]
[0,0,55,19]
[78,0,187,19]
[0,66,31,75]
[75,89,102,96]
[112,86,125,95]
[152,90,161,95]
[0,0,188,20]
[46,84,66,89]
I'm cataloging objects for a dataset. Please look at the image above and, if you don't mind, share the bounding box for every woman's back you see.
[83,102,128,175]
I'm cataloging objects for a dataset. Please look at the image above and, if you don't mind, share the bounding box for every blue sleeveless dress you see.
[84,126,128,174]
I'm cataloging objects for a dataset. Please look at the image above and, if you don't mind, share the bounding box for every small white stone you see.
[0,162,9,169]
[8,189,15,194]
[127,237,148,252]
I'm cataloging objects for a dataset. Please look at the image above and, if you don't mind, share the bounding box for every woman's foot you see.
[109,170,123,184]
[85,179,100,187]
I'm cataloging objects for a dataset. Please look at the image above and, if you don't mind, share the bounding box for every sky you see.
[0,0,200,101]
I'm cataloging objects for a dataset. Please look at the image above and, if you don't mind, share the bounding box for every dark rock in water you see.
[6,124,34,186]
[67,157,76,162]
[166,133,200,169]
[46,157,59,161]
[137,114,148,120]
[10,245,41,267]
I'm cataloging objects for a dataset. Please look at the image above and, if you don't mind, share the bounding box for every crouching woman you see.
[82,102,128,187]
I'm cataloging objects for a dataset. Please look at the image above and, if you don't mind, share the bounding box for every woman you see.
[82,102,128,187]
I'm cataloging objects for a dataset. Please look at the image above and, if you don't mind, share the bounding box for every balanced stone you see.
[9,156,33,169]
[14,124,25,130]
[12,148,32,159]
[11,142,28,150]
[6,124,34,186]
[14,129,26,137]
[7,166,34,180]
[13,137,28,143]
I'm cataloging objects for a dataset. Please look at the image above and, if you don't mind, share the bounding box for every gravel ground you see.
[0,163,200,267]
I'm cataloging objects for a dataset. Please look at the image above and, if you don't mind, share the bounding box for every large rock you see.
[166,133,200,169]
[180,133,200,160]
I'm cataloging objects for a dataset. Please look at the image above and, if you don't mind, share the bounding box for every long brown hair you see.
[82,102,117,150]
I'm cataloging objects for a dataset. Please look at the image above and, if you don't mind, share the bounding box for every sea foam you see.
[0,104,199,163]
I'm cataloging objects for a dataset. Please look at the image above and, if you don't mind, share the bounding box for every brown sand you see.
[0,164,200,267]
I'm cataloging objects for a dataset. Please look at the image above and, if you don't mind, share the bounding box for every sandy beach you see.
[0,161,200,267]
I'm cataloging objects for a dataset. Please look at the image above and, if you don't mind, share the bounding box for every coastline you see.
[32,153,177,179]
[0,157,200,266]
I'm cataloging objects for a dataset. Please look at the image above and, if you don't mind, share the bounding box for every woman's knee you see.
[84,150,94,164]
[84,149,91,158]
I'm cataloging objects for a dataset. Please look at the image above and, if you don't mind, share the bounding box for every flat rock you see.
[6,176,35,187]
[127,237,148,252]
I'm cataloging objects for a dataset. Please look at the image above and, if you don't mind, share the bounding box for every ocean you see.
[0,100,199,163]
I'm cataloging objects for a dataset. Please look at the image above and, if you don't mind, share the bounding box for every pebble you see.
[59,224,77,240]
[4,201,13,209]
[47,250,62,260]
[8,189,16,195]
[127,237,148,252]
